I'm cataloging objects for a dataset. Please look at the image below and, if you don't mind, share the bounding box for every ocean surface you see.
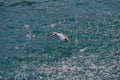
[0,0,120,80]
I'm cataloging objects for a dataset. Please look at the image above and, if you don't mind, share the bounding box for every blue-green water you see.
[0,0,120,80]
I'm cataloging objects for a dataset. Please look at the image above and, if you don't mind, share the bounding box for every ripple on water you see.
[0,0,120,80]
[0,50,119,80]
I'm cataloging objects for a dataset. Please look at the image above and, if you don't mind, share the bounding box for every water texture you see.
[0,0,120,80]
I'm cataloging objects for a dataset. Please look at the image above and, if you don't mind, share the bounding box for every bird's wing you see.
[47,32,56,37]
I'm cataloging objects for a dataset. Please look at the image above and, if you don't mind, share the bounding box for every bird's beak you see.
[46,32,55,37]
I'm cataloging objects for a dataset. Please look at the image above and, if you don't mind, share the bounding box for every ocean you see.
[0,0,120,80]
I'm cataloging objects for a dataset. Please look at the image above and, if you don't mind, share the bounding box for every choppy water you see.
[0,0,120,80]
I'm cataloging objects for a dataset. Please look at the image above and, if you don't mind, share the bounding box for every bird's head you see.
[65,38,70,42]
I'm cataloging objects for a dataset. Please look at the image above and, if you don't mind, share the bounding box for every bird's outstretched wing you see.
[46,32,57,37]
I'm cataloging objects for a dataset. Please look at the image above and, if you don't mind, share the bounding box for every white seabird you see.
[47,32,69,42]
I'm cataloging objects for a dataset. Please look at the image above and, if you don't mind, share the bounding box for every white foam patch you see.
[51,23,57,28]
[79,47,88,52]
[14,46,19,50]
[24,24,36,39]
[26,34,36,39]
[24,24,29,28]
[13,52,119,80]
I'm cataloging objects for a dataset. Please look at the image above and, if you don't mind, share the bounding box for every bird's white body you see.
[56,33,67,41]
[47,32,69,42]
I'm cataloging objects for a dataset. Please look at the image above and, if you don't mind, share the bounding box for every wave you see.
[0,1,49,7]
[0,50,119,80]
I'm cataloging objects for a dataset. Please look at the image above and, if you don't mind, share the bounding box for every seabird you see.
[47,32,69,42]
